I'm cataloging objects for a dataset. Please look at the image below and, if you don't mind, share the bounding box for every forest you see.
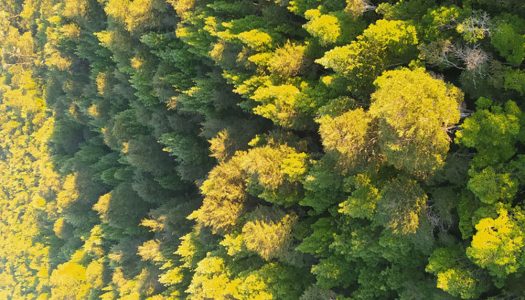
[2,0,525,299]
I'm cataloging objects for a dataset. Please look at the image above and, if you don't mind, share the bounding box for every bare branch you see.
[345,0,376,18]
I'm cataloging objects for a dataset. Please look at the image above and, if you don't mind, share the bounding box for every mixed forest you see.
[3,0,525,299]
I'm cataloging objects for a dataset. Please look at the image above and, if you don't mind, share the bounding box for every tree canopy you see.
[2,0,525,299]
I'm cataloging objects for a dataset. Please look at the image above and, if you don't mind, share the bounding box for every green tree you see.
[426,246,490,299]
[491,15,525,66]
[467,167,518,204]
[93,183,150,235]
[316,20,418,97]
[456,98,522,168]
[375,176,428,235]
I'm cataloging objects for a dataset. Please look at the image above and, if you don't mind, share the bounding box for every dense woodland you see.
[3,0,525,299]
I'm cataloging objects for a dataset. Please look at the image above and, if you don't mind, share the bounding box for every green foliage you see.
[311,255,356,289]
[296,218,335,257]
[502,68,525,95]
[300,157,344,213]
[491,16,525,66]
[467,167,518,204]
[339,174,380,220]
[375,176,428,235]
[316,20,418,97]
[420,5,462,40]
[426,246,489,299]
[93,183,150,235]
[456,98,522,168]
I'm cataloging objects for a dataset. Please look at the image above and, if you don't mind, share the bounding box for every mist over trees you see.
[2,0,525,299]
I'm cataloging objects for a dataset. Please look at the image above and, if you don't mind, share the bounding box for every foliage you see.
[3,0,525,299]
[370,68,463,178]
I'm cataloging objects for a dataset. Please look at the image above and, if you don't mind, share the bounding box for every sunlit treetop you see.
[370,67,463,178]
[467,207,525,281]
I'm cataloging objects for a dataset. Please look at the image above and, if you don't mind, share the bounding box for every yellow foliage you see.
[252,84,301,128]
[49,262,89,300]
[242,211,297,260]
[237,30,273,51]
[220,233,245,256]
[93,192,112,222]
[467,207,525,278]
[86,260,105,289]
[56,174,80,213]
[304,10,341,45]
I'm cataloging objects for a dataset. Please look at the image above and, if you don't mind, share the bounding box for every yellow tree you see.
[370,68,463,178]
